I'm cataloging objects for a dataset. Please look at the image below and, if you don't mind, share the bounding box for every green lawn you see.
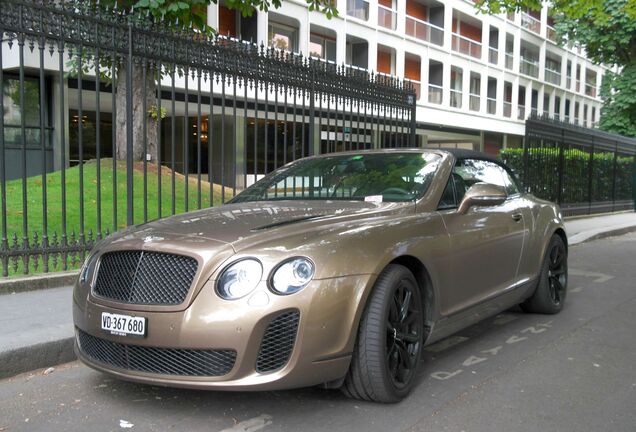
[2,159,233,276]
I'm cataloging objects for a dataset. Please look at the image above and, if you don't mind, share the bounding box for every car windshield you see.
[230,152,442,203]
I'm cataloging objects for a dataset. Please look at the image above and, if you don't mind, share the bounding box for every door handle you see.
[511,213,523,222]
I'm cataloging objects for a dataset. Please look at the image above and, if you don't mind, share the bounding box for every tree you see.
[73,0,338,163]
[476,0,636,137]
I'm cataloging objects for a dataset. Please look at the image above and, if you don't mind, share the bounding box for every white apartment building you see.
[209,0,605,154]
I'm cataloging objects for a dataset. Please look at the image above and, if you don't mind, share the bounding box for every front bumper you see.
[73,274,374,391]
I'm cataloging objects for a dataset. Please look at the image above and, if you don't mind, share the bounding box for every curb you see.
[0,271,78,295]
[569,224,636,246]
[0,338,76,380]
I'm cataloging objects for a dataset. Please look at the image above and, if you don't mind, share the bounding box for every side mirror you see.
[457,182,507,215]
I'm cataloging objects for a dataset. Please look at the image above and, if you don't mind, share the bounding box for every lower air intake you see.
[255,310,300,373]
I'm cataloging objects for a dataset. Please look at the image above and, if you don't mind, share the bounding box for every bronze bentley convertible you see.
[73,149,568,403]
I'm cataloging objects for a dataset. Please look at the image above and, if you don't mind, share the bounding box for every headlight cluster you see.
[216,257,315,300]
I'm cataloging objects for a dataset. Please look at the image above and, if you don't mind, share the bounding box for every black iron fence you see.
[501,115,636,216]
[0,0,417,276]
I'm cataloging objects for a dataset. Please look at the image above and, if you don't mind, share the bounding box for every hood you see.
[133,200,403,244]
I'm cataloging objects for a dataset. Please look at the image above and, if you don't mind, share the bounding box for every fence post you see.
[522,135,529,192]
[611,141,618,212]
[126,22,134,226]
[308,64,316,156]
[409,92,417,147]
[556,129,565,205]
[587,138,594,215]
[633,150,636,212]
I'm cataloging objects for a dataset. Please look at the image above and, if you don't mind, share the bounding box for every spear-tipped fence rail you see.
[0,0,417,276]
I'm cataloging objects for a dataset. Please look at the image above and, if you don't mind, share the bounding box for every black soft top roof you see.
[441,148,503,164]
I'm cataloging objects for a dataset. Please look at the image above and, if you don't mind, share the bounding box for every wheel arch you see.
[387,255,435,341]
[554,227,568,254]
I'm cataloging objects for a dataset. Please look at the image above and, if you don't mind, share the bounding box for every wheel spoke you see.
[400,332,420,343]
[399,290,412,323]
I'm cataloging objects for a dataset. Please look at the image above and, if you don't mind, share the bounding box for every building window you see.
[574,101,580,124]
[347,0,369,21]
[450,66,463,108]
[309,33,336,62]
[555,96,561,120]
[268,22,298,52]
[469,72,480,111]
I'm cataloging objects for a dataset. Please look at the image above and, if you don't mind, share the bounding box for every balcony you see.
[546,26,557,43]
[347,0,369,20]
[405,16,444,46]
[378,4,397,30]
[452,33,482,59]
[545,68,561,85]
[505,52,513,70]
[521,12,540,34]
[450,89,462,108]
[488,47,498,65]
[503,101,512,117]
[487,98,497,114]
[469,94,480,111]
[405,79,421,100]
[518,105,526,120]
[520,58,539,78]
[428,83,442,104]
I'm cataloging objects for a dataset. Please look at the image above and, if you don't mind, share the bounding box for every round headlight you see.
[270,257,315,295]
[217,259,263,300]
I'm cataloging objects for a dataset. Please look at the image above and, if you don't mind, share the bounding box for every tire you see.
[341,264,424,403]
[521,234,568,314]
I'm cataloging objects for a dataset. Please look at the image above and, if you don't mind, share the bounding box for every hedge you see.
[499,147,635,205]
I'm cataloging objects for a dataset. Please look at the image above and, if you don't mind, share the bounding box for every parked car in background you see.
[73,149,568,403]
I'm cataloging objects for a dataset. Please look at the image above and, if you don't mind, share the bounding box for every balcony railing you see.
[450,89,462,108]
[545,68,561,85]
[503,101,512,117]
[520,57,539,78]
[405,15,444,46]
[505,52,514,70]
[521,12,541,34]
[546,25,557,42]
[452,33,482,59]
[428,83,443,104]
[347,0,369,21]
[585,83,597,97]
[488,47,498,65]
[469,94,480,111]
[518,104,526,120]
[378,4,397,30]
[487,98,497,114]
[405,79,421,100]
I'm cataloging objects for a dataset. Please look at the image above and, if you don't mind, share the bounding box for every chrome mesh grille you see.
[77,330,236,377]
[94,251,198,305]
[255,310,300,373]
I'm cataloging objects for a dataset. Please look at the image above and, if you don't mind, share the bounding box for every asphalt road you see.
[1,233,636,432]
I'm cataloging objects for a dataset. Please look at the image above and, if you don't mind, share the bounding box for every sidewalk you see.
[1,211,635,379]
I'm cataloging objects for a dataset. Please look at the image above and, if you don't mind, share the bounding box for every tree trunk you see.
[114,65,159,162]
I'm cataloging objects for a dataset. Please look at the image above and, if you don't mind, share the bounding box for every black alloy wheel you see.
[386,282,422,390]
[521,234,568,314]
[342,264,424,403]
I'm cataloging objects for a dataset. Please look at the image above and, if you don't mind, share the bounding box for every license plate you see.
[101,312,146,337]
